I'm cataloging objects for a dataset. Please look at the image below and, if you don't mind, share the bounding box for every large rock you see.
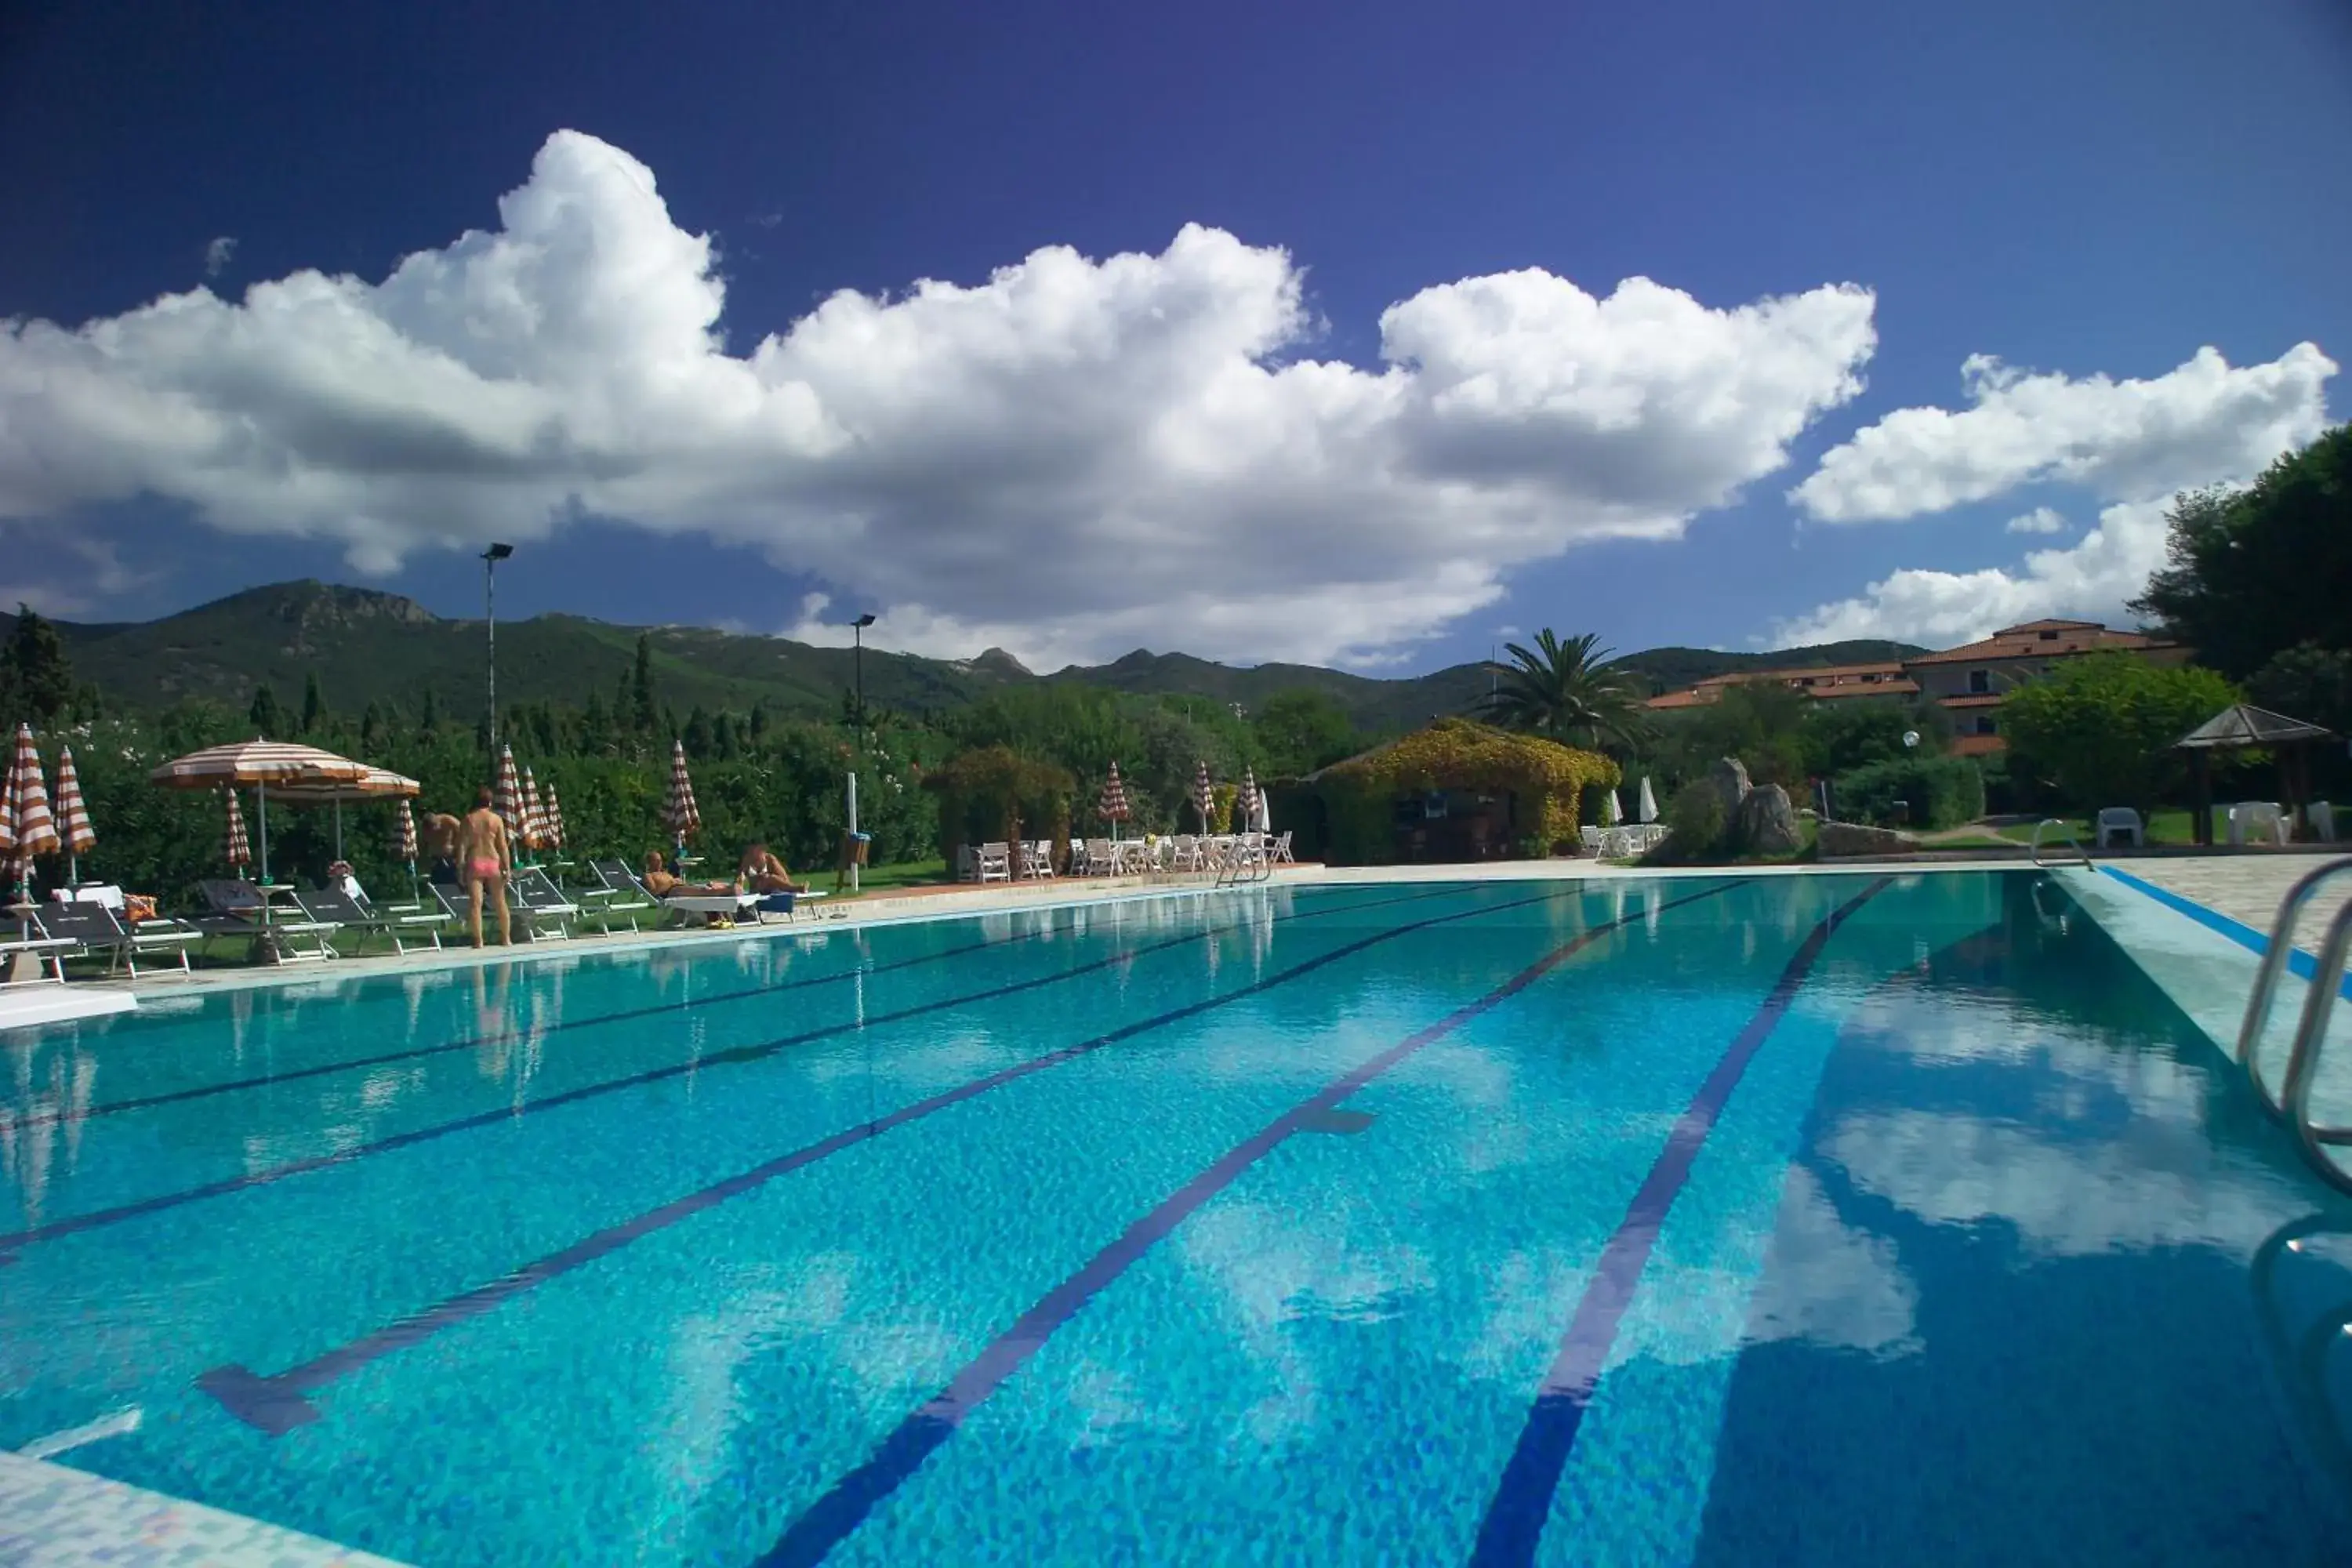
[1737,783,1803,857]
[1702,757,1752,823]
[1817,819,1922,858]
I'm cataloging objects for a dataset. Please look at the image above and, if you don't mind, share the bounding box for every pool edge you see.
[0,1449,409,1566]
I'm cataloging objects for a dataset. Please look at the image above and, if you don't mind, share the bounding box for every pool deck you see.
[8,845,2346,1561]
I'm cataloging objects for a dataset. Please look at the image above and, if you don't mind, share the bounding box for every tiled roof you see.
[1935,693,2006,710]
[1809,679,1919,699]
[1906,625,2175,666]
[1644,688,1717,710]
[1695,660,1907,688]
[1948,733,2008,757]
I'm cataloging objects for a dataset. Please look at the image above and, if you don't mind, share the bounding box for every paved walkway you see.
[2110,851,2352,949]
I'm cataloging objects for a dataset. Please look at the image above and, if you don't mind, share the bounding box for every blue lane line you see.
[2096,865,2352,1003]
[753,880,1746,1568]
[1465,876,1892,1567]
[194,881,1619,1434]
[0,884,1472,1262]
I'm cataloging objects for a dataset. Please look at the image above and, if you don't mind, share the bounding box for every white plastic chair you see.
[1580,826,1606,855]
[1269,830,1294,865]
[976,843,1012,883]
[2093,808,2143,848]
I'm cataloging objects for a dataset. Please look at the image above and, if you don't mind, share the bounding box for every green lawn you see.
[829,857,950,896]
[1991,810,2200,848]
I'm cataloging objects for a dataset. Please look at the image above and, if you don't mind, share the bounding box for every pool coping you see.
[0,1448,410,1566]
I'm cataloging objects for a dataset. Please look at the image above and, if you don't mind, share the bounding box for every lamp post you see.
[851,612,877,730]
[482,543,514,760]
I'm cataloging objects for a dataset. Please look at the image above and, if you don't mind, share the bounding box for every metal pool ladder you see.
[2028,818,2092,867]
[2236,856,2352,1194]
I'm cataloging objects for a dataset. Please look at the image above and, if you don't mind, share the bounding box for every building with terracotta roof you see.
[1642,619,2187,755]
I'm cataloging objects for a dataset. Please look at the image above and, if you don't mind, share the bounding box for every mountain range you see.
[6,583,1927,731]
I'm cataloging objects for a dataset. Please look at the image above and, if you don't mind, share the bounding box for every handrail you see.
[2278,898,2352,1195]
[2028,818,2092,868]
[2236,856,2352,1117]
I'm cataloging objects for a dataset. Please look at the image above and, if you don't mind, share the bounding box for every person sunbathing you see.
[641,851,735,899]
[738,842,807,895]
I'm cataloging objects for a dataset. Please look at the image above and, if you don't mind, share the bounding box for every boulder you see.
[1737,783,1804,857]
[1702,757,1752,823]
[1817,819,1922,858]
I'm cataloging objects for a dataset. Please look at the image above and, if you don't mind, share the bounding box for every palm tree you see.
[1479,629,1650,750]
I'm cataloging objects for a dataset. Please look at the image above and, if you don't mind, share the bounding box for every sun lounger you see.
[583,860,659,931]
[198,877,337,963]
[296,886,453,956]
[509,867,580,942]
[32,899,200,978]
[2,916,72,987]
[47,885,203,977]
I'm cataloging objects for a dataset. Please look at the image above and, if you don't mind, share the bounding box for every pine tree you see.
[2,604,75,724]
[361,700,385,750]
[748,701,769,742]
[419,687,439,731]
[249,682,284,738]
[300,670,327,734]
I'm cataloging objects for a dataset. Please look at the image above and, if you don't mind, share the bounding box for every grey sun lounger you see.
[2,916,73,988]
[31,900,201,979]
[583,860,659,931]
[296,887,454,956]
[198,878,337,964]
[510,866,580,942]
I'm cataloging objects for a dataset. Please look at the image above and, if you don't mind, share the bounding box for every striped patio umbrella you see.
[53,744,95,886]
[151,739,368,884]
[495,745,524,832]
[271,764,419,862]
[1192,760,1216,834]
[665,739,701,848]
[221,787,252,872]
[541,782,565,851]
[1239,768,1261,836]
[1097,760,1131,841]
[6,724,56,893]
[520,768,547,855]
[390,798,420,901]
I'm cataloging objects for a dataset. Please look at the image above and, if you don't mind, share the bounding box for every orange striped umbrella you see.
[390,797,419,861]
[1192,760,1216,834]
[221,787,252,871]
[495,746,524,831]
[151,738,368,883]
[664,739,701,846]
[541,782,565,851]
[53,743,94,885]
[520,768,546,854]
[7,724,56,893]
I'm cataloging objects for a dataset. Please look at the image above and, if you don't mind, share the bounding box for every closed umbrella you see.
[53,744,94,887]
[221,788,252,873]
[1637,776,1658,824]
[1239,768,1261,836]
[150,739,367,884]
[1602,788,1623,827]
[542,782,565,853]
[5,724,56,895]
[665,739,702,852]
[495,746,524,834]
[1097,760,1131,843]
[391,798,420,901]
[521,768,547,858]
[1192,760,1216,835]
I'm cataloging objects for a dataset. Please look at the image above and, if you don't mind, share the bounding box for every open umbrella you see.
[270,764,419,862]
[541,782,565,852]
[151,739,368,884]
[391,798,420,900]
[5,724,56,895]
[221,787,252,873]
[53,744,94,887]
[1097,760,1131,843]
[1192,760,1217,835]
[665,739,702,851]
[1637,776,1657,824]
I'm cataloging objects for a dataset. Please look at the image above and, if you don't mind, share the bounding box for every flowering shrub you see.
[1312,718,1618,864]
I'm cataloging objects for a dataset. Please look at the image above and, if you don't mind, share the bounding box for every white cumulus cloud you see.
[203,236,237,278]
[0,130,1880,666]
[1774,342,2335,644]
[1790,343,2335,524]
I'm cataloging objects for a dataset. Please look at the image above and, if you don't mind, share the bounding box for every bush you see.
[2001,652,2238,812]
[1833,755,1985,829]
[1642,782,1729,864]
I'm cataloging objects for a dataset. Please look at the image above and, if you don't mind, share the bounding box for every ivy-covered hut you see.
[1290,717,1617,864]
[923,745,1077,870]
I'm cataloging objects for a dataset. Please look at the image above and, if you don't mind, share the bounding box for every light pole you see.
[851,612,877,729]
[483,543,514,760]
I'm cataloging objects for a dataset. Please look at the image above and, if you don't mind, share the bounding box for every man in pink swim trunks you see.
[459,786,512,948]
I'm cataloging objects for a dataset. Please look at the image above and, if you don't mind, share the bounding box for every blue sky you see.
[1,0,2346,671]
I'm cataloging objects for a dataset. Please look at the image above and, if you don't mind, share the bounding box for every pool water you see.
[3,873,2349,1565]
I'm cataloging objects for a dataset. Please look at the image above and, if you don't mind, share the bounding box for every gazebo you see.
[2174,703,2339,845]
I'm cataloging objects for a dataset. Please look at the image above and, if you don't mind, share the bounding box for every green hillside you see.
[6,580,1924,728]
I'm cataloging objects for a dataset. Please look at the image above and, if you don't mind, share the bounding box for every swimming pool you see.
[3,872,2349,1564]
